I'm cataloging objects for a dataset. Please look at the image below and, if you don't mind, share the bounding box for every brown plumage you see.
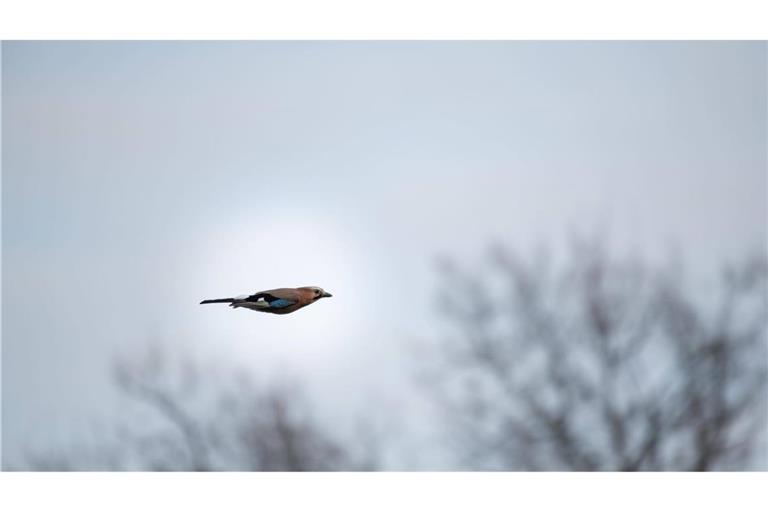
[200,286,332,315]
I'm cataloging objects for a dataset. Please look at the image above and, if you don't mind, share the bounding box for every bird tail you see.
[200,298,235,305]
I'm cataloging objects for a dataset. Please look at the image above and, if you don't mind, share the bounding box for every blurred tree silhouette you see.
[22,348,377,471]
[16,239,766,472]
[428,239,767,470]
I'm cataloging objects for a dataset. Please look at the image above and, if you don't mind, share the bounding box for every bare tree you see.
[21,348,377,471]
[428,239,767,470]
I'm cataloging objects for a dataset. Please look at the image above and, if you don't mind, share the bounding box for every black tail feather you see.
[200,298,234,304]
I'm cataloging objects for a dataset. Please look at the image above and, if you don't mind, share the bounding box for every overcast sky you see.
[2,41,766,468]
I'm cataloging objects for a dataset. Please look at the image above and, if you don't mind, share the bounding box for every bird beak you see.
[322,291,333,298]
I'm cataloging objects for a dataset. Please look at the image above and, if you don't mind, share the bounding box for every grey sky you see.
[2,41,766,467]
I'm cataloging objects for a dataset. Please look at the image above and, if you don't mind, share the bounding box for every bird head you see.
[303,286,333,301]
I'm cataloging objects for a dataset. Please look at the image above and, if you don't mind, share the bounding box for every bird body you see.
[200,286,332,315]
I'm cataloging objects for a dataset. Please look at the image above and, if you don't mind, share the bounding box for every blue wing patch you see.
[268,299,294,308]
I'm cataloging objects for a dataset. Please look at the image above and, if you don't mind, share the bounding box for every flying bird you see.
[200,286,332,315]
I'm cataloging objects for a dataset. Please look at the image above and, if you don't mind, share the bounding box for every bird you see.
[200,286,332,315]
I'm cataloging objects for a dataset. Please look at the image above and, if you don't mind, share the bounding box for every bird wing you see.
[243,288,300,309]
